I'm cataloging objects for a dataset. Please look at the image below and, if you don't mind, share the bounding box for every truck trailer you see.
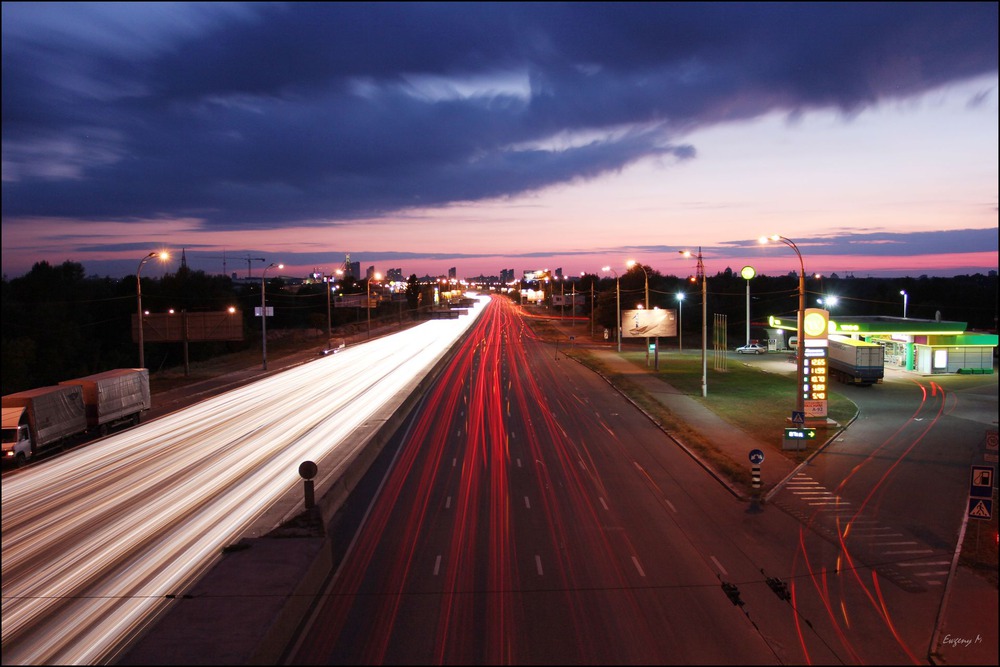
[2,384,88,466]
[60,368,151,435]
[828,336,885,386]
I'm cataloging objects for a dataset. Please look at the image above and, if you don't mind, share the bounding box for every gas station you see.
[767,314,997,375]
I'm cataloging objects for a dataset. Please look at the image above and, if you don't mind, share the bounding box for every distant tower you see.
[181,248,188,270]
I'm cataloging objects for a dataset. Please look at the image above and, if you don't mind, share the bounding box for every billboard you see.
[621,309,677,338]
[133,311,244,343]
[552,294,585,306]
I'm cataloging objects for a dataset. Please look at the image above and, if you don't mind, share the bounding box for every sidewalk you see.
[585,346,801,498]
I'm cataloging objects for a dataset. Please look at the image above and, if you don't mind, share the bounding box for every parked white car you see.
[735,343,767,355]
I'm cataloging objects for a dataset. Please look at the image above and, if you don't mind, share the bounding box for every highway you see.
[288,296,811,664]
[0,297,489,665]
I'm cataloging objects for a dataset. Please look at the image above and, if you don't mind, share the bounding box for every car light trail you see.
[1,296,488,665]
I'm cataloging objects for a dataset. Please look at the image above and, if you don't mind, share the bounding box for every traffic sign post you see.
[968,464,995,521]
[970,465,995,499]
[748,449,764,494]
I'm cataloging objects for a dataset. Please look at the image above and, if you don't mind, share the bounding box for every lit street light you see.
[741,266,756,347]
[676,292,684,353]
[627,260,650,366]
[261,262,283,370]
[136,251,169,369]
[679,249,707,397]
[817,295,839,314]
[759,235,805,418]
[900,290,908,319]
[367,272,382,337]
[602,266,621,353]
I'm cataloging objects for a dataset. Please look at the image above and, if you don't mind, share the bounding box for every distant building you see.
[386,268,403,281]
[448,267,457,279]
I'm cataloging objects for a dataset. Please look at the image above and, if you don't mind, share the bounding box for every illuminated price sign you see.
[802,349,829,418]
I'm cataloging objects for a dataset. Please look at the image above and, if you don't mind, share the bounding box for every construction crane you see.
[242,255,266,278]
[186,252,265,278]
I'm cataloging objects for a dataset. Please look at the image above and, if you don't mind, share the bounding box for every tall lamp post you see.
[261,262,283,370]
[587,272,594,339]
[136,251,168,369]
[324,276,333,344]
[676,292,684,353]
[679,249,707,397]
[367,272,382,337]
[741,266,756,346]
[602,266,621,352]
[900,290,908,319]
[627,260,650,366]
[759,235,805,417]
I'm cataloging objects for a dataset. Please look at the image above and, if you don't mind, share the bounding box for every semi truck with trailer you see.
[2,384,88,467]
[60,368,150,435]
[828,336,885,386]
[2,368,151,466]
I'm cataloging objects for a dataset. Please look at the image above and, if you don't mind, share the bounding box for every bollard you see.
[299,460,318,509]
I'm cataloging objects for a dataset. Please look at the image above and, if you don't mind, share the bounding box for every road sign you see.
[749,449,765,464]
[791,411,805,424]
[970,465,995,499]
[987,430,998,463]
[751,465,761,489]
[968,498,993,520]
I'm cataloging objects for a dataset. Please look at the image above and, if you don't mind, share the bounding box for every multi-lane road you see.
[288,296,997,664]
[1,298,489,665]
[3,294,995,664]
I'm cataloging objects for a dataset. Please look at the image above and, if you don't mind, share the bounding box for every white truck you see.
[828,336,885,386]
[2,384,88,467]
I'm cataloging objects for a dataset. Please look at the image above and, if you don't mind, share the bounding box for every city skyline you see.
[2,3,997,281]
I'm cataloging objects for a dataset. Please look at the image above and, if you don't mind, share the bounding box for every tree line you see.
[2,260,996,395]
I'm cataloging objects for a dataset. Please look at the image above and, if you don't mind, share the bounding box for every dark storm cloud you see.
[3,2,997,229]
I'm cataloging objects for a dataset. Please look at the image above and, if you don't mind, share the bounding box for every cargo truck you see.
[828,336,884,386]
[2,368,151,466]
[60,368,150,435]
[2,384,88,467]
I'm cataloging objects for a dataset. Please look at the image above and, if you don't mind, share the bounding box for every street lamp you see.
[136,251,168,369]
[261,262,283,370]
[676,292,684,353]
[627,260,650,366]
[741,266,756,347]
[679,249,707,397]
[367,272,382,337]
[817,295,838,314]
[759,235,805,418]
[602,266,621,352]
[900,290,908,319]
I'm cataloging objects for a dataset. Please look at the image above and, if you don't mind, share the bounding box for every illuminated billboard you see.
[621,309,677,338]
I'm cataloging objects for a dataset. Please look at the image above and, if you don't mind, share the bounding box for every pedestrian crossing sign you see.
[968,498,993,520]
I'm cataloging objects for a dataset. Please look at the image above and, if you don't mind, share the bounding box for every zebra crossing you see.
[772,472,953,593]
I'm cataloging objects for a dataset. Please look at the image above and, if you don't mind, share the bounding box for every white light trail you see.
[1,296,488,665]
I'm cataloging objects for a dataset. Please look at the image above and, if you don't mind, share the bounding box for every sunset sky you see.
[2,2,997,281]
